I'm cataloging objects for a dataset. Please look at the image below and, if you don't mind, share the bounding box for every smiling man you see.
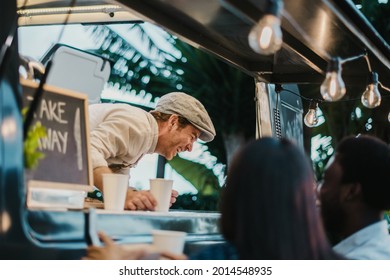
[89,92,215,211]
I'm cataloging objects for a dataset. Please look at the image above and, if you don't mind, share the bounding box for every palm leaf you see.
[168,155,220,196]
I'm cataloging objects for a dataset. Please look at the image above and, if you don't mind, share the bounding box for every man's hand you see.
[83,232,152,260]
[170,189,179,207]
[125,189,157,210]
[125,189,179,211]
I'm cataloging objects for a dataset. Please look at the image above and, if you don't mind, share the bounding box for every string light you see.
[248,0,283,55]
[361,72,381,108]
[276,86,323,128]
[304,101,320,128]
[277,84,390,128]
[320,57,346,101]
[246,3,389,123]
[319,53,390,125]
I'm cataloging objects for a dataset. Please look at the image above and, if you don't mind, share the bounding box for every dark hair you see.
[149,110,190,128]
[221,137,337,259]
[336,135,390,210]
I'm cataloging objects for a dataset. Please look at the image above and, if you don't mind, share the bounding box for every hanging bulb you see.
[320,57,346,101]
[304,102,319,128]
[304,109,318,128]
[388,112,390,123]
[361,72,381,108]
[248,15,283,55]
[248,0,283,55]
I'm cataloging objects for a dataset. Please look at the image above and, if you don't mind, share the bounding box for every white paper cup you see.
[152,230,187,254]
[102,173,129,211]
[149,178,173,212]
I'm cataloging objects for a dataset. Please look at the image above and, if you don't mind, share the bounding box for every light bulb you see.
[388,112,390,123]
[248,14,283,55]
[320,57,346,101]
[361,72,381,109]
[304,103,319,128]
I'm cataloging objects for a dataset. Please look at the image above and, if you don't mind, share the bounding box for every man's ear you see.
[342,182,362,202]
[168,114,179,128]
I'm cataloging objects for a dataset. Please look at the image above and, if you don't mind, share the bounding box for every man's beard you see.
[320,203,345,245]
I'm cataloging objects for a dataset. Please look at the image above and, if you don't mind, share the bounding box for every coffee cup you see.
[102,173,129,211]
[152,230,187,254]
[149,178,173,212]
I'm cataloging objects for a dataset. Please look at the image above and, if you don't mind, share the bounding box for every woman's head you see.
[221,137,333,259]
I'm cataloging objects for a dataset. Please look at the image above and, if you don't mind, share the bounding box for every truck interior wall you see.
[0,0,26,258]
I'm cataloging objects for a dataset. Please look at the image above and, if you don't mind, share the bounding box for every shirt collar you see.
[148,115,158,154]
[333,220,389,255]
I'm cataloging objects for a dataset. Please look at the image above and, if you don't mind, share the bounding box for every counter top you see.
[26,208,223,249]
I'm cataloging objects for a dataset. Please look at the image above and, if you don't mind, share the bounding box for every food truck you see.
[1,0,389,259]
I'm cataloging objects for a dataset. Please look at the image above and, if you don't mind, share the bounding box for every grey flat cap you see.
[155,92,216,142]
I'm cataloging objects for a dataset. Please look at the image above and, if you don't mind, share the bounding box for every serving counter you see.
[26,208,223,256]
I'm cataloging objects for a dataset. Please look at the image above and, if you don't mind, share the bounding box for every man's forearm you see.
[93,166,113,192]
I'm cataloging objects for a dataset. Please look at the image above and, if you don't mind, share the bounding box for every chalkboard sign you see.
[21,79,93,192]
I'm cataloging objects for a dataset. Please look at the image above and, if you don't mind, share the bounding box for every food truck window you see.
[18,23,224,208]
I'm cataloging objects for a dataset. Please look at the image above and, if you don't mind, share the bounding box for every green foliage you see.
[312,139,333,180]
[24,121,46,169]
[22,108,47,169]
[86,24,174,95]
[168,155,221,196]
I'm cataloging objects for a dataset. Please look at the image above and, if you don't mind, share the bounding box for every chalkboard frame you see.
[21,79,93,192]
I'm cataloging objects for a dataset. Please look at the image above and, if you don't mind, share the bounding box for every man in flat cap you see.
[89,92,216,211]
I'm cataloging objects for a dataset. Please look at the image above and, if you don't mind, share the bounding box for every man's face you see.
[159,121,200,160]
[318,155,346,235]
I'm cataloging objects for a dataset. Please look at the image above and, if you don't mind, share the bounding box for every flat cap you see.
[155,92,216,142]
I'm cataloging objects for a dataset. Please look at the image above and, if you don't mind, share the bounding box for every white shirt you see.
[89,103,158,175]
[333,220,390,260]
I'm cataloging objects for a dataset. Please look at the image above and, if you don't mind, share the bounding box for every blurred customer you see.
[191,137,340,259]
[319,135,390,259]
